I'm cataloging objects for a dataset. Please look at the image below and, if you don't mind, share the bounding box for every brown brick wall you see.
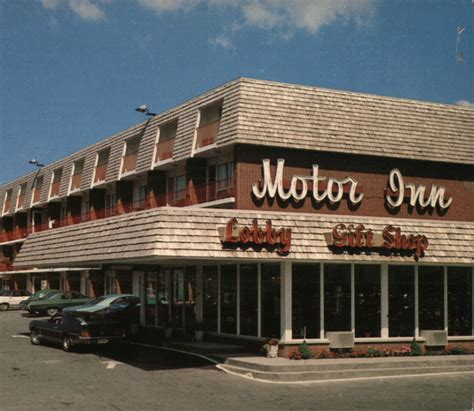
[234,145,474,222]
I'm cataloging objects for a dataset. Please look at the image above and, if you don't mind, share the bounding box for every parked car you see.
[20,289,62,311]
[0,290,32,311]
[29,313,124,352]
[63,294,139,314]
[27,291,90,316]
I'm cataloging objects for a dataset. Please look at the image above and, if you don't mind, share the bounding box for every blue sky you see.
[0,0,472,184]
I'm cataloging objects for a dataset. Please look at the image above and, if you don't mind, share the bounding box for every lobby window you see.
[203,266,218,332]
[174,175,186,201]
[419,266,444,330]
[195,102,222,149]
[355,265,381,338]
[70,159,84,192]
[32,175,43,205]
[324,264,351,334]
[448,267,472,336]
[261,263,280,338]
[388,265,415,337]
[216,162,233,192]
[155,120,177,163]
[121,135,141,174]
[292,263,320,339]
[220,265,237,334]
[2,189,12,214]
[94,148,110,184]
[16,184,26,210]
[49,168,62,199]
[239,264,258,336]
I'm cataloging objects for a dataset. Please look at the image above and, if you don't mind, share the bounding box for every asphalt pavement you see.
[1,310,473,410]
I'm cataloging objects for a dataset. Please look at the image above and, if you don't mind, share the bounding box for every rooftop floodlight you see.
[29,158,44,167]
[135,104,156,116]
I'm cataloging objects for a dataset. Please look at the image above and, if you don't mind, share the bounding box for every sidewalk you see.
[219,355,474,383]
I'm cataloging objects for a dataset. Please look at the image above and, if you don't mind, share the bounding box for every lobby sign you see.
[219,218,291,255]
[252,159,452,210]
[324,223,429,259]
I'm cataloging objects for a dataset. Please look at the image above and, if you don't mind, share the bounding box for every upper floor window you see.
[16,184,26,210]
[70,159,84,192]
[216,162,233,191]
[154,120,177,163]
[32,175,44,205]
[94,148,110,184]
[121,136,141,174]
[2,189,12,214]
[49,168,62,198]
[195,102,222,150]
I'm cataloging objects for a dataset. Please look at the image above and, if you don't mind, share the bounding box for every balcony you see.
[122,152,138,174]
[154,139,174,163]
[0,257,12,271]
[32,188,41,204]
[3,199,11,214]
[0,177,235,244]
[195,120,220,149]
[70,174,82,191]
[50,181,61,198]
[16,194,25,210]
[94,163,108,183]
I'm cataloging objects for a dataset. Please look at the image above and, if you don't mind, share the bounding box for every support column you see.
[443,266,448,332]
[25,273,32,293]
[415,266,419,338]
[80,270,89,296]
[381,264,389,338]
[280,261,292,341]
[132,271,142,297]
[140,274,146,326]
[195,265,203,323]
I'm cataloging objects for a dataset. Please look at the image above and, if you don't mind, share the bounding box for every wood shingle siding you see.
[13,207,474,268]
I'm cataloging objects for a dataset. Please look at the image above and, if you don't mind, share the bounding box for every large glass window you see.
[239,264,258,336]
[220,265,237,334]
[419,266,444,330]
[261,263,280,338]
[324,264,351,334]
[171,268,185,329]
[448,267,472,336]
[292,264,320,339]
[388,265,415,337]
[355,265,381,338]
[156,269,170,326]
[203,266,218,332]
[145,272,158,326]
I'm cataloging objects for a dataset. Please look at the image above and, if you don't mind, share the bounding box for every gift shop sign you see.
[324,223,429,259]
[252,159,452,210]
[219,218,291,255]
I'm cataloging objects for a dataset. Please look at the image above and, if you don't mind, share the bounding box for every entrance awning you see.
[13,206,474,268]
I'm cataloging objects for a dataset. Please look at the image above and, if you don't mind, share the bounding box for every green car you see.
[27,291,90,317]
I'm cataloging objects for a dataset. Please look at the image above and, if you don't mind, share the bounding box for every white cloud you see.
[456,100,474,108]
[209,34,233,49]
[137,0,200,13]
[42,0,61,9]
[68,0,106,21]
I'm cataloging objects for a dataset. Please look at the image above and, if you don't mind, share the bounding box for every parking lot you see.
[1,310,474,410]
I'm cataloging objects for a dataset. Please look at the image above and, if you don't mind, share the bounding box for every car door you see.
[47,315,64,343]
[38,316,62,342]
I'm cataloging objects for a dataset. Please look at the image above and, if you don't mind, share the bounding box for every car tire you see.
[0,303,8,311]
[46,307,58,317]
[62,335,74,352]
[30,329,41,345]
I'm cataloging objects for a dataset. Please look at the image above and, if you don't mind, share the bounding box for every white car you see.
[0,290,32,311]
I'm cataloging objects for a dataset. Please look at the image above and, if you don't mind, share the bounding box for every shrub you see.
[410,338,423,356]
[446,346,470,355]
[367,347,384,357]
[298,341,313,359]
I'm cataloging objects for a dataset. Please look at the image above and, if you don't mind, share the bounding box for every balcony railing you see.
[154,139,174,162]
[70,174,82,191]
[3,199,11,214]
[50,181,61,198]
[0,177,234,244]
[0,257,12,271]
[16,194,25,210]
[94,163,108,183]
[195,120,220,149]
[122,152,138,174]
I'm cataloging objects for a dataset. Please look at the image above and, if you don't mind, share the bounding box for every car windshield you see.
[89,296,108,305]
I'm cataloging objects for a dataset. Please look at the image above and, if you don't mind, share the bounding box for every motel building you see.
[0,78,473,355]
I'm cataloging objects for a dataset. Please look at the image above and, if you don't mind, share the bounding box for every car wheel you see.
[46,307,58,317]
[30,329,41,345]
[0,303,8,311]
[62,335,74,352]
